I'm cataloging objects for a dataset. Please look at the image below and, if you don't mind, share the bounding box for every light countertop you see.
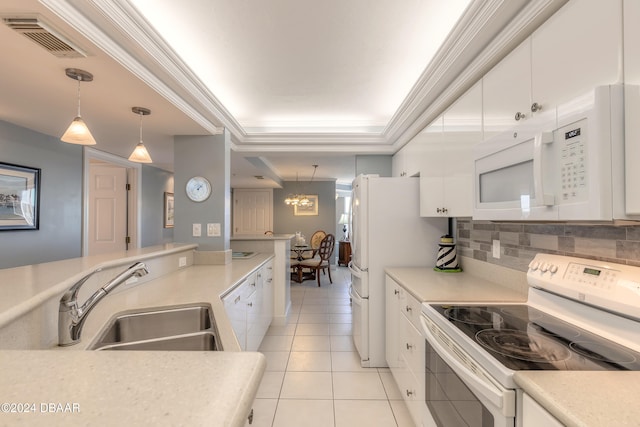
[0,248,275,426]
[0,243,198,329]
[514,371,640,427]
[231,234,294,241]
[0,350,265,427]
[385,266,528,303]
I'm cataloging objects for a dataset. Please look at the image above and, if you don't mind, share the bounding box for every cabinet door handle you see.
[394,289,400,295]
[247,302,253,307]
[406,342,413,350]
[406,390,414,397]
[405,306,412,313]
[515,111,526,121]
[531,102,542,113]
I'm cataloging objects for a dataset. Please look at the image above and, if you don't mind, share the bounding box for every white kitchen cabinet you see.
[531,0,623,111]
[223,275,254,351]
[483,0,623,139]
[223,263,273,351]
[261,260,274,326]
[385,275,426,427]
[522,393,563,427]
[385,276,404,370]
[624,0,640,214]
[482,39,532,138]
[420,82,480,217]
[393,137,422,178]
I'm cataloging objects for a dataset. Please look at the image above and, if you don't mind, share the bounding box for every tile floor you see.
[247,266,415,427]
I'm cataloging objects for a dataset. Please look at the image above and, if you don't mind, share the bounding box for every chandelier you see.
[285,165,317,206]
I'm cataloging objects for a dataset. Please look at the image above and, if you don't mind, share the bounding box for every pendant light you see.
[128,107,153,163]
[284,165,318,206]
[61,68,96,145]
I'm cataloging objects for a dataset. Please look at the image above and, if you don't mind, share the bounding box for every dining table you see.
[290,245,314,283]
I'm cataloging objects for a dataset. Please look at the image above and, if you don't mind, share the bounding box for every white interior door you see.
[233,189,273,235]
[88,164,128,255]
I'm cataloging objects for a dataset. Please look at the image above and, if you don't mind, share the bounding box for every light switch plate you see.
[207,223,221,237]
[193,223,201,237]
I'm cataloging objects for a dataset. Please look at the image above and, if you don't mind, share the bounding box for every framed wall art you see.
[164,192,174,228]
[0,162,40,231]
[294,195,318,216]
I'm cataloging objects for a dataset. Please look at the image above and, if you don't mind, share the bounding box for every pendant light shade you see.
[128,107,153,163]
[61,68,96,145]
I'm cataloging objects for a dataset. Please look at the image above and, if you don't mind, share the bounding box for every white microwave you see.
[473,85,624,221]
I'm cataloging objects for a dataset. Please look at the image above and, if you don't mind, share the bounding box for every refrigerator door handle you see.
[348,261,366,277]
[349,284,364,303]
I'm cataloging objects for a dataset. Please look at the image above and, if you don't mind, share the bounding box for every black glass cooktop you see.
[431,304,640,371]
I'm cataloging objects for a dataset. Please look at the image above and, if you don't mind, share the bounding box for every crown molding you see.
[41,0,227,134]
[41,0,566,152]
[389,0,568,151]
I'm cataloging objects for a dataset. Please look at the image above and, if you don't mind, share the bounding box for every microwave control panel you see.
[558,118,588,203]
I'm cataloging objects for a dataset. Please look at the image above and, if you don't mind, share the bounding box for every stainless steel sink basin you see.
[89,303,221,351]
[94,331,218,351]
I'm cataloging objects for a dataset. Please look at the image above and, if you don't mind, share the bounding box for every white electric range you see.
[420,253,640,427]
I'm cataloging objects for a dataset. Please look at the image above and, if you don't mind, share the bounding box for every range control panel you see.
[527,254,640,320]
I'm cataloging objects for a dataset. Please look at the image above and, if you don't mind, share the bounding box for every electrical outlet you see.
[492,240,501,259]
[193,223,201,237]
[207,223,221,237]
[178,256,187,267]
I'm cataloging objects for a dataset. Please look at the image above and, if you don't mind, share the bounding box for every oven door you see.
[420,314,515,427]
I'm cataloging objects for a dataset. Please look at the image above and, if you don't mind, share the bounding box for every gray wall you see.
[141,164,174,247]
[274,180,337,243]
[0,120,83,269]
[0,120,179,269]
[457,218,640,271]
[355,155,392,177]
[173,131,231,251]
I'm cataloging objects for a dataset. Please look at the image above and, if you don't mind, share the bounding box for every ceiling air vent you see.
[3,17,86,58]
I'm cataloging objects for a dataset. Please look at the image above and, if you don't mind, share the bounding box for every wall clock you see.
[186,176,212,202]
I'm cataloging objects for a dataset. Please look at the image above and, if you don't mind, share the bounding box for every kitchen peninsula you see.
[0,243,279,426]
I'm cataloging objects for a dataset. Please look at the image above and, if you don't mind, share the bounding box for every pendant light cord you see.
[139,111,143,142]
[76,77,82,117]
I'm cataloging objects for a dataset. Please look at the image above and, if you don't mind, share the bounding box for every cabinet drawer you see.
[400,314,426,380]
[400,292,422,331]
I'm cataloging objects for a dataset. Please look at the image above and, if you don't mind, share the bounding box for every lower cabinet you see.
[521,393,563,427]
[386,275,426,427]
[223,261,274,351]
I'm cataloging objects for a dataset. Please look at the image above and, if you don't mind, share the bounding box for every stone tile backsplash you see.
[456,218,640,272]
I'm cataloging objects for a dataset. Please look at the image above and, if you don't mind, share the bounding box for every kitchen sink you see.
[94,331,218,351]
[89,303,221,351]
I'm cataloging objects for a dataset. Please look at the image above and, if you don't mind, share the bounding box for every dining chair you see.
[302,230,326,259]
[298,234,335,286]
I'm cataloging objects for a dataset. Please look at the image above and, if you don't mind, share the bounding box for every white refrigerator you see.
[348,175,446,367]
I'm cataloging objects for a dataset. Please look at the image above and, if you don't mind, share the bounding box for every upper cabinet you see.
[420,82,481,217]
[482,39,532,139]
[483,0,623,139]
[392,137,422,178]
[624,0,640,214]
[531,0,623,110]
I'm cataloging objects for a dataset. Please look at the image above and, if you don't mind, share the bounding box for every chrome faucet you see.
[58,262,149,346]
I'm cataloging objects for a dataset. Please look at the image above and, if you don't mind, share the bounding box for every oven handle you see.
[419,314,510,413]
